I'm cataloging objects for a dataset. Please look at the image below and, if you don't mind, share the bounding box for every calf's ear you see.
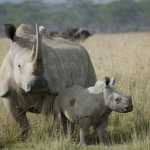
[4,24,16,41]
[110,77,116,87]
[104,76,110,86]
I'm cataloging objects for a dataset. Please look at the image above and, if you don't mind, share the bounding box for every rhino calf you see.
[54,77,133,145]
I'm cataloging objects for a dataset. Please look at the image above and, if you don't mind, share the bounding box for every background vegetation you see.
[0,0,150,33]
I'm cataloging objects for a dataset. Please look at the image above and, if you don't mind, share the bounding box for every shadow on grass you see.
[71,117,150,146]
[0,138,18,149]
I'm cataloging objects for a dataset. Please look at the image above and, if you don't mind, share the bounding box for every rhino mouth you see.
[22,77,50,94]
[22,78,59,96]
[30,80,49,93]
[28,88,50,94]
[120,105,133,113]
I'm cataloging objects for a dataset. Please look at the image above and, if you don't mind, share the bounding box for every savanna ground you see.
[0,32,150,149]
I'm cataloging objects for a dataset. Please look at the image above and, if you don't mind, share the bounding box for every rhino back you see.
[42,38,96,93]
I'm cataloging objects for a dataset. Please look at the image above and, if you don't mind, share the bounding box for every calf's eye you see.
[115,97,121,104]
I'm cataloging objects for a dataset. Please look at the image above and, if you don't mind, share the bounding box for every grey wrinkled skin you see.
[54,77,133,145]
[0,24,96,139]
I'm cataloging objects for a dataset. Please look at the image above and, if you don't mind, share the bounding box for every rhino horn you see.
[32,24,43,74]
[33,24,41,62]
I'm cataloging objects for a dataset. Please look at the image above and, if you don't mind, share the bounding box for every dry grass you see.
[0,32,150,149]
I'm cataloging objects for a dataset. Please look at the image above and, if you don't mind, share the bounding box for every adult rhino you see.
[0,24,96,139]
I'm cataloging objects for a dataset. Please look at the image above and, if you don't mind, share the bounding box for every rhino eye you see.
[17,64,21,68]
[115,97,121,104]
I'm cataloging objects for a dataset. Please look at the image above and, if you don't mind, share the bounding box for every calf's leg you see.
[96,120,109,145]
[79,117,91,145]
[79,128,88,145]
[67,121,74,137]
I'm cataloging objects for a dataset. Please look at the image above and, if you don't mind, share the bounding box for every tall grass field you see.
[0,32,150,149]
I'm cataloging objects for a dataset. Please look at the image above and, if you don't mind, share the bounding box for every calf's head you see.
[103,77,133,113]
[4,24,48,94]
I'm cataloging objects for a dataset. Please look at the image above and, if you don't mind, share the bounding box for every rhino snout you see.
[24,83,32,93]
[128,96,133,111]
[124,105,133,112]
[123,96,133,113]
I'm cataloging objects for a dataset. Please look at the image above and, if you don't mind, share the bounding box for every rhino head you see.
[103,77,133,113]
[1,24,48,96]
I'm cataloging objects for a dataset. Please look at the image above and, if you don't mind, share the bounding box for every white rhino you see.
[54,77,133,145]
[0,24,96,139]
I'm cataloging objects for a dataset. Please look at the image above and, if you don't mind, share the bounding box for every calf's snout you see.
[125,96,133,112]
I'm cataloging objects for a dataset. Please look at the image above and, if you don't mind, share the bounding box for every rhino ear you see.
[104,76,110,86]
[4,24,16,41]
[110,77,116,87]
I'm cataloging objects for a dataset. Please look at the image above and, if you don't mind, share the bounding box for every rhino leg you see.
[42,94,55,116]
[79,117,91,145]
[11,108,30,140]
[3,96,30,140]
[56,112,74,137]
[8,98,30,140]
[57,112,68,135]
[66,121,74,137]
[96,120,109,145]
[79,128,87,145]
